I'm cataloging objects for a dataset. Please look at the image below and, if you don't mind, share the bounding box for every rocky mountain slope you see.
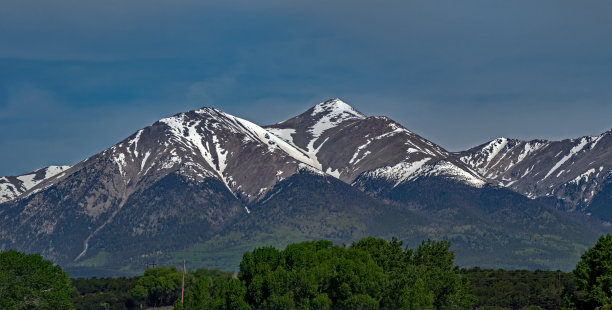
[0,107,325,265]
[455,131,612,216]
[0,99,609,276]
[266,99,485,188]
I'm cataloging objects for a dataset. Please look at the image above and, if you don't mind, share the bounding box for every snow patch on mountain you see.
[221,113,319,169]
[589,134,604,150]
[311,98,365,123]
[325,167,341,178]
[419,161,487,188]
[302,99,367,168]
[0,179,20,204]
[157,107,346,195]
[349,139,373,164]
[113,153,127,176]
[266,128,296,145]
[360,158,485,188]
[297,163,326,176]
[516,141,547,164]
[141,151,151,171]
[160,114,231,188]
[16,173,39,190]
[128,129,143,157]
[460,138,512,176]
[544,138,589,179]
[0,166,71,203]
[485,138,509,166]
[570,168,597,185]
[363,158,432,187]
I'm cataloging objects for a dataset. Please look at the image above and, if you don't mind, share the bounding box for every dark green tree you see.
[311,293,332,310]
[130,266,182,307]
[409,239,476,309]
[239,240,385,309]
[338,294,380,310]
[0,250,74,309]
[210,279,250,310]
[352,238,474,309]
[72,276,140,309]
[398,278,434,310]
[175,275,211,310]
[574,234,612,309]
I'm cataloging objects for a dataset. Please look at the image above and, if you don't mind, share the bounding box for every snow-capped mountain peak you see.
[264,99,484,189]
[311,98,366,120]
[0,165,71,203]
[141,107,330,199]
[455,130,612,210]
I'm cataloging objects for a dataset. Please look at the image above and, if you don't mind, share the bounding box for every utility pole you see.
[558,270,562,307]
[181,259,186,308]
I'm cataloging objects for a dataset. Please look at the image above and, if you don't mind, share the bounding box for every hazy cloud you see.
[1,0,611,174]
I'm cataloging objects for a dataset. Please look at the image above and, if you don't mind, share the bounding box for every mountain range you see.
[0,98,610,276]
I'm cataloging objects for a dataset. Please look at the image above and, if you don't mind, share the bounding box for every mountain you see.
[0,107,322,265]
[0,99,608,276]
[0,166,70,203]
[455,131,612,217]
[265,98,485,187]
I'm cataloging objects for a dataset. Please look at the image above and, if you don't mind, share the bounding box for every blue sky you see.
[1,0,611,175]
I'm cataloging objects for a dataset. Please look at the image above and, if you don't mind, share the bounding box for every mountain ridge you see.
[454,129,612,214]
[0,165,71,204]
[0,98,610,275]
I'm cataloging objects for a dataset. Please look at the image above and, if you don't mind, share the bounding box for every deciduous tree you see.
[0,250,74,309]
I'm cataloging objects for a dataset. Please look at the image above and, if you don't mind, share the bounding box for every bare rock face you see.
[454,130,612,212]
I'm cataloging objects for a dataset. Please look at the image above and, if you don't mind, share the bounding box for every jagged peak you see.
[479,137,511,151]
[157,107,224,126]
[311,98,366,120]
[158,107,243,129]
[474,137,549,152]
[195,106,225,116]
[494,137,509,143]
[524,138,550,144]
[588,129,612,141]
[482,130,612,147]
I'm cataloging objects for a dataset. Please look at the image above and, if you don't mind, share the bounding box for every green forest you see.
[2,235,612,309]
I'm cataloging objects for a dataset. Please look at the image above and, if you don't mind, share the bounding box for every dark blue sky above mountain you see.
[1,0,611,175]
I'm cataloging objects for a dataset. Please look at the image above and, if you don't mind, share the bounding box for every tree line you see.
[3,235,612,309]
